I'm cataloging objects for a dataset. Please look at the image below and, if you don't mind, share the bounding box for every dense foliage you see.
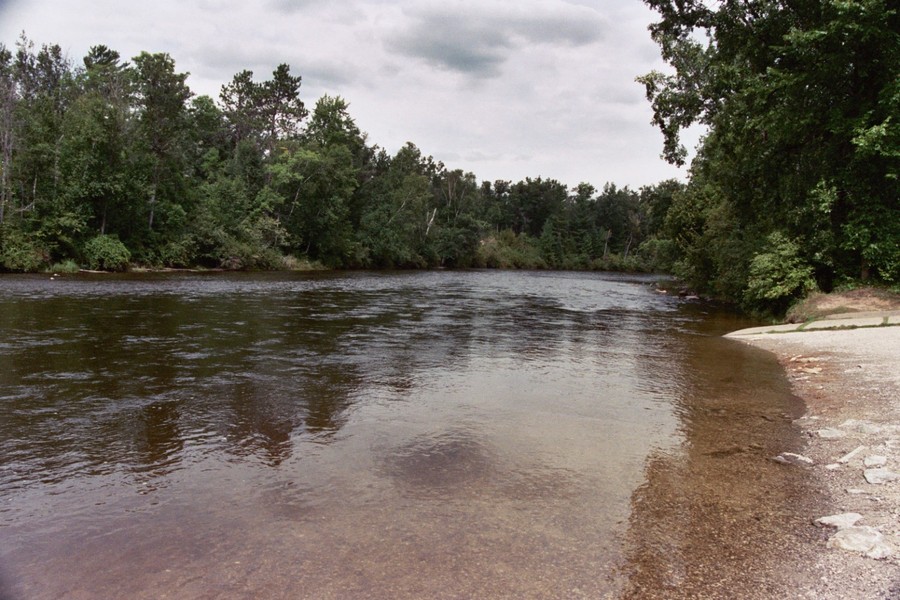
[640,0,899,310]
[0,34,679,275]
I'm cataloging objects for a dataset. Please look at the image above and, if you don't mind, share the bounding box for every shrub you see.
[474,230,546,269]
[83,235,131,271]
[744,232,817,313]
[158,237,197,268]
[636,238,678,273]
[282,255,327,271]
[0,228,49,272]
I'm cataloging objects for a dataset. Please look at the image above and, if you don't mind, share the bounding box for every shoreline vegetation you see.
[0,34,683,295]
[4,0,898,318]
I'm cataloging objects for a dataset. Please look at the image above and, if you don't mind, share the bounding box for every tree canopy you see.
[640,0,899,310]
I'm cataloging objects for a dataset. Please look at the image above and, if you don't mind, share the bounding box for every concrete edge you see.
[725,312,900,338]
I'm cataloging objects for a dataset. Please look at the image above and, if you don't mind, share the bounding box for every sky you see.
[0,0,701,190]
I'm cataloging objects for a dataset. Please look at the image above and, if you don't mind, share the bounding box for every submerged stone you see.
[817,428,847,440]
[864,455,887,468]
[837,446,867,464]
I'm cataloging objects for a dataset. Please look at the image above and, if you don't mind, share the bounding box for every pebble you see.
[772,452,814,466]
[814,513,863,529]
[863,468,900,485]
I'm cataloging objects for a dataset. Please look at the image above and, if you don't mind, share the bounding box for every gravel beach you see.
[729,317,900,598]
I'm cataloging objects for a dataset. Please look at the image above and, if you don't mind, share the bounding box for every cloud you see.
[387,1,606,78]
[0,0,689,188]
[0,0,19,14]
[389,18,511,78]
[266,0,319,13]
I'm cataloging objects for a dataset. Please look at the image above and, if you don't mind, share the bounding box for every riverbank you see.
[727,312,900,598]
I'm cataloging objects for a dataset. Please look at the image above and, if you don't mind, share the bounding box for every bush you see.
[474,230,547,269]
[589,253,648,273]
[82,235,131,271]
[282,255,327,271]
[158,237,197,268]
[744,232,817,313]
[0,228,49,272]
[636,238,678,273]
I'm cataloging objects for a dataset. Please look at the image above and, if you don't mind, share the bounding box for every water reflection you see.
[0,271,817,598]
[129,399,183,475]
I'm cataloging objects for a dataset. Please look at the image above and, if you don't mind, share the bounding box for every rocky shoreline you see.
[728,315,900,598]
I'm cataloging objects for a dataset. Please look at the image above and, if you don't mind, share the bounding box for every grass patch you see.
[46,260,81,274]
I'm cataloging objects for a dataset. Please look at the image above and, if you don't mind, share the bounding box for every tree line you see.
[0,34,680,277]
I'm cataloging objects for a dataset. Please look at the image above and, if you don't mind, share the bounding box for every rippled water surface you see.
[0,271,819,598]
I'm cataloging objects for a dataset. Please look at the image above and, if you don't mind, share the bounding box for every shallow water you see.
[0,270,819,598]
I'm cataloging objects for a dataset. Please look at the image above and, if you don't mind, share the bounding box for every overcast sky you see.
[0,0,700,189]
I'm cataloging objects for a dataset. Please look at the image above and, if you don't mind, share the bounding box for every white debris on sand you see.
[772,452,815,466]
[814,513,863,529]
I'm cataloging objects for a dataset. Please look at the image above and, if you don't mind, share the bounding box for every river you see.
[0,270,823,599]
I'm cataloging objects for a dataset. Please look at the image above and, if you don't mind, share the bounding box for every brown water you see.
[0,270,820,599]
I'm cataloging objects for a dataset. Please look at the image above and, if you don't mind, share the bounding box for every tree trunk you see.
[424,207,437,237]
[148,163,159,231]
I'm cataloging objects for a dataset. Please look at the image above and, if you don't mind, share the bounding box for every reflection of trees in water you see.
[620,326,825,599]
[222,362,362,466]
[0,294,194,480]
[127,398,183,475]
[0,274,696,495]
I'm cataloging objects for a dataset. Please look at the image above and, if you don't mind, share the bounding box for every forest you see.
[1,0,897,315]
[0,34,679,278]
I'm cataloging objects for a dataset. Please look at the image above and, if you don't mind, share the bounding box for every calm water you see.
[0,271,821,599]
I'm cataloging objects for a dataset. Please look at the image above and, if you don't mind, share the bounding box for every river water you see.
[0,270,823,599]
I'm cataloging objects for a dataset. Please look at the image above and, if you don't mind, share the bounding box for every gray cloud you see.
[388,18,512,77]
[0,0,691,188]
[302,58,360,89]
[266,0,318,13]
[387,2,606,78]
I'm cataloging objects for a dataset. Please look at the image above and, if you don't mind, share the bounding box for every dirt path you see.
[730,319,900,598]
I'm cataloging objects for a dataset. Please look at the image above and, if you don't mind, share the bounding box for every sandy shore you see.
[728,317,900,598]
